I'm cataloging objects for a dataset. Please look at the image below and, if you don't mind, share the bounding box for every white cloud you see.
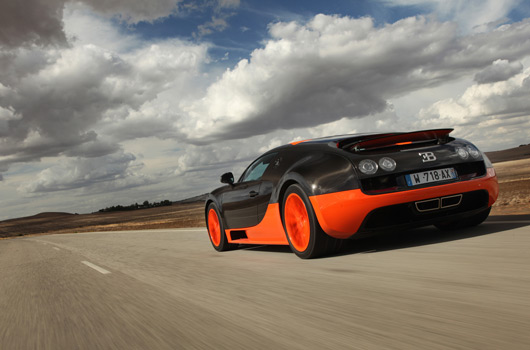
[19,151,152,193]
[83,0,181,23]
[0,105,20,137]
[0,45,136,161]
[0,0,67,48]
[192,0,242,39]
[417,66,530,150]
[195,16,231,38]
[0,0,240,48]
[0,1,213,203]
[0,37,208,171]
[381,0,522,33]
[0,0,185,48]
[474,59,523,84]
[183,15,530,143]
[127,40,206,83]
[63,4,142,52]
[217,0,240,8]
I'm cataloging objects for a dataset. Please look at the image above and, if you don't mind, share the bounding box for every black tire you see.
[435,207,491,231]
[281,184,342,259]
[206,203,237,252]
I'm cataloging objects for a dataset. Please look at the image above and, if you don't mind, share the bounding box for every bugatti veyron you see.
[205,129,498,259]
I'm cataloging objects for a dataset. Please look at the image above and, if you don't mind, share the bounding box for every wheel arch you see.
[274,173,312,206]
[274,150,358,202]
[204,199,214,217]
[277,179,302,215]
[204,195,224,224]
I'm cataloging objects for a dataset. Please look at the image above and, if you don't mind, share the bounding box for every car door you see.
[221,152,278,229]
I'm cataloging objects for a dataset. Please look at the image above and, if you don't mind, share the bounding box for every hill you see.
[0,202,204,239]
[485,144,530,163]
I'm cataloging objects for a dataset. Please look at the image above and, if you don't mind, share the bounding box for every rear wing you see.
[338,129,454,152]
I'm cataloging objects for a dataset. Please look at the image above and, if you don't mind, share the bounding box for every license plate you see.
[405,168,457,186]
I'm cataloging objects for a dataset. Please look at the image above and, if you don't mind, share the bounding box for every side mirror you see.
[220,172,234,185]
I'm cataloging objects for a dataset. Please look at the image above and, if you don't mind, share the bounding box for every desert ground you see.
[491,159,530,215]
[0,202,205,238]
[1,146,529,238]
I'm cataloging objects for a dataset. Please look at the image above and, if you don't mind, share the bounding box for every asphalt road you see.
[1,216,530,349]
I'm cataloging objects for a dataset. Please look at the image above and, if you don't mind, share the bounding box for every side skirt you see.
[225,203,289,245]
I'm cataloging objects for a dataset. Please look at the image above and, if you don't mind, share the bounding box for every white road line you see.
[81,261,111,274]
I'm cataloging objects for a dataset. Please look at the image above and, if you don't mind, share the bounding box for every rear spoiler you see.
[339,129,454,152]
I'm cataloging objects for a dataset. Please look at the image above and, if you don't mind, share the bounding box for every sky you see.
[1,0,530,220]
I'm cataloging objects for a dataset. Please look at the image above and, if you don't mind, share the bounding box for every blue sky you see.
[1,0,530,219]
[125,0,530,60]
[128,0,427,63]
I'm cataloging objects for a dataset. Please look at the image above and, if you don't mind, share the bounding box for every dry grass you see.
[0,202,204,238]
[491,159,530,215]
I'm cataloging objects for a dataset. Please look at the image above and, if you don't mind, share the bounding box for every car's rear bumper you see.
[310,170,498,239]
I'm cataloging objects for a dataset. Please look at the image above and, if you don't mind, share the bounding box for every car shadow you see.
[239,244,292,254]
[238,215,530,257]
[334,214,530,257]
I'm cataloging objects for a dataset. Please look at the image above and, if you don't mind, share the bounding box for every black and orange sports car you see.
[205,129,498,259]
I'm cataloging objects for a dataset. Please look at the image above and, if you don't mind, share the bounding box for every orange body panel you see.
[309,173,498,239]
[225,203,289,245]
[290,139,311,146]
[224,172,498,244]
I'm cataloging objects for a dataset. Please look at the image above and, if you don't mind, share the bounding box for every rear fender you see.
[273,151,359,202]
[205,194,229,228]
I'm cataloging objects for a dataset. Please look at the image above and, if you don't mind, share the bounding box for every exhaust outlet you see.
[441,194,462,208]
[415,194,463,213]
[415,198,440,212]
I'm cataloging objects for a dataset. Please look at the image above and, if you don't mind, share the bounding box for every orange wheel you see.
[207,208,221,247]
[284,193,311,252]
[281,184,340,259]
[205,203,236,252]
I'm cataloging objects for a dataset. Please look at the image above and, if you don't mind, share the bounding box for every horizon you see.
[3,142,527,221]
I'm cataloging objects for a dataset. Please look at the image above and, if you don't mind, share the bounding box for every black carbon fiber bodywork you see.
[205,130,490,230]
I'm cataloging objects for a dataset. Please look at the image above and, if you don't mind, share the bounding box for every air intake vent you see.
[230,230,248,240]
